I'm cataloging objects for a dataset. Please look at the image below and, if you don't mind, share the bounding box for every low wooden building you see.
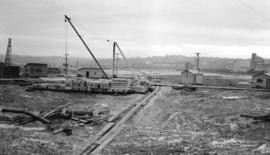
[0,65,20,78]
[78,67,106,79]
[47,67,61,74]
[24,63,48,77]
[251,72,270,89]
[181,69,203,85]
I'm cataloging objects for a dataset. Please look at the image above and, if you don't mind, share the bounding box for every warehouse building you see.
[251,72,270,89]
[24,63,48,77]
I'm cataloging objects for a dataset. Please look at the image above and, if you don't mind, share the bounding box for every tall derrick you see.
[4,38,12,66]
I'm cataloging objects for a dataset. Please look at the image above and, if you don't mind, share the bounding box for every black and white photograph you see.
[1,0,270,154]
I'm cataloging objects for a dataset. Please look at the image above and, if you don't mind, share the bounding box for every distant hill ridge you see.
[0,54,265,71]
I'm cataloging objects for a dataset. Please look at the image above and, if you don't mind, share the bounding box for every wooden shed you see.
[0,65,20,78]
[181,69,203,85]
[78,67,106,79]
[24,63,48,77]
[251,72,270,89]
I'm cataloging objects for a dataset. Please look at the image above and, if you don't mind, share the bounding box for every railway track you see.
[80,86,160,155]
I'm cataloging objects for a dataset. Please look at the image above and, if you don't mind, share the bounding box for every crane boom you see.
[114,42,138,79]
[64,15,109,79]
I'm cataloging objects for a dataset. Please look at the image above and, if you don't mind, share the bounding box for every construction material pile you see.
[0,104,111,135]
[28,77,151,94]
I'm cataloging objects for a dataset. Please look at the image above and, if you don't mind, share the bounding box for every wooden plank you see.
[2,108,50,124]
[89,87,160,154]
[79,122,114,155]
[91,124,125,154]
[42,102,75,118]
[107,95,143,122]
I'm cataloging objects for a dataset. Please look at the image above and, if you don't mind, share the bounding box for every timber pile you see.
[172,85,196,91]
[1,104,111,129]
[241,113,270,122]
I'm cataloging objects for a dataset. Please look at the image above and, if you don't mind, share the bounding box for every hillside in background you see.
[0,54,259,72]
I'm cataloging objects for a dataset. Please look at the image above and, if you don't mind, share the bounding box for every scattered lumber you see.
[1,103,111,135]
[2,108,50,124]
[240,114,270,121]
[3,108,109,125]
[42,102,75,118]
[172,85,196,91]
[66,110,93,116]
[53,128,72,136]
[71,117,88,123]
[172,86,182,90]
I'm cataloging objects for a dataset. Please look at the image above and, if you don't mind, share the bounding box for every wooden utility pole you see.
[112,42,116,77]
[195,52,200,71]
[64,53,69,80]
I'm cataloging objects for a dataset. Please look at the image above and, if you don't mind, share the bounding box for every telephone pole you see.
[195,52,200,71]
[112,42,116,77]
[64,53,69,80]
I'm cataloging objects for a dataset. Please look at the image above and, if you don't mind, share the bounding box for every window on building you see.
[257,79,263,83]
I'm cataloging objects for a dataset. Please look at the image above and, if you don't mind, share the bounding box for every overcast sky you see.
[0,0,270,59]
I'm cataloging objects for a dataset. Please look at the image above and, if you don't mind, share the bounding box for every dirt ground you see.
[0,73,269,155]
[0,84,143,155]
[153,73,251,88]
[104,87,270,154]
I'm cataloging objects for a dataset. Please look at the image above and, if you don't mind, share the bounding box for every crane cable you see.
[237,0,270,24]
[65,18,68,56]
[64,19,69,79]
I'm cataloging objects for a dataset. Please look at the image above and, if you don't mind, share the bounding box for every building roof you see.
[78,67,102,71]
[253,72,270,77]
[181,69,203,75]
[25,63,47,67]
[78,67,109,71]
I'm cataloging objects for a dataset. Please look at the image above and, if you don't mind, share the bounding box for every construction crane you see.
[107,40,138,79]
[64,15,109,79]
[106,40,153,93]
